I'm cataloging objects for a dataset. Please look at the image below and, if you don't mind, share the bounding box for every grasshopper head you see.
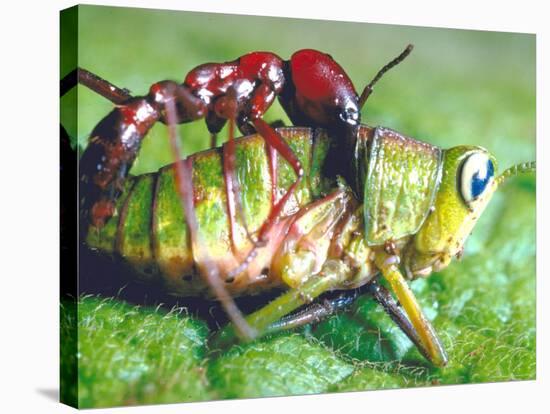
[405,146,499,278]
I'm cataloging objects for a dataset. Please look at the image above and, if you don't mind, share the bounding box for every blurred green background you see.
[60,5,536,408]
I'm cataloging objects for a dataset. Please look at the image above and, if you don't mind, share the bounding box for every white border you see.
[0,1,546,413]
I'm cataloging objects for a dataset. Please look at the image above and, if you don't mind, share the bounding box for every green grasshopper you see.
[80,112,535,367]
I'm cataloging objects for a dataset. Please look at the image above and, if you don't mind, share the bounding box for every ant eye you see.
[459,152,495,205]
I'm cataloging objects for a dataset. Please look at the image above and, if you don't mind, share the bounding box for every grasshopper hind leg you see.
[222,277,447,368]
[252,278,445,366]
[211,258,354,350]
[264,288,361,334]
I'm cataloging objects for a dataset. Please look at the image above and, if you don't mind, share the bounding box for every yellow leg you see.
[374,252,448,367]
[211,260,349,350]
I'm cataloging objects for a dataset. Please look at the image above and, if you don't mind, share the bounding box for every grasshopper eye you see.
[459,152,495,205]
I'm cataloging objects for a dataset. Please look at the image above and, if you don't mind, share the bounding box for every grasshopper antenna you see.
[497,161,536,186]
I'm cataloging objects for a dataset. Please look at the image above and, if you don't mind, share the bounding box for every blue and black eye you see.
[459,152,495,205]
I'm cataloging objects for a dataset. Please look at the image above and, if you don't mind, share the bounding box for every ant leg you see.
[240,119,282,223]
[223,116,244,252]
[222,116,269,281]
[358,44,414,109]
[265,289,360,334]
[224,116,304,281]
[161,87,256,341]
[61,67,132,103]
[236,82,305,244]
[208,92,267,281]
[250,117,304,239]
[205,107,256,258]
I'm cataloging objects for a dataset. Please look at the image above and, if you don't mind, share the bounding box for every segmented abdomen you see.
[85,127,333,296]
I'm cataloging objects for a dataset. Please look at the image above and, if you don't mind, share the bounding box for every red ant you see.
[69,45,413,337]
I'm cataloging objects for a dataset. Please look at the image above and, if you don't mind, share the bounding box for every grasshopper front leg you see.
[374,251,448,367]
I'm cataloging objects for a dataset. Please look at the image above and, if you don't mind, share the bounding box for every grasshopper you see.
[74,94,534,366]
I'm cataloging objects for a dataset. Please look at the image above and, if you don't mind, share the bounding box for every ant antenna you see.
[358,44,414,109]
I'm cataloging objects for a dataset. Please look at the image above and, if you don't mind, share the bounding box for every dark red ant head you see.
[280,49,360,129]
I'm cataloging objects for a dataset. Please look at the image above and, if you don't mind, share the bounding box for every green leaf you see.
[71,297,213,408]
[209,334,354,399]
